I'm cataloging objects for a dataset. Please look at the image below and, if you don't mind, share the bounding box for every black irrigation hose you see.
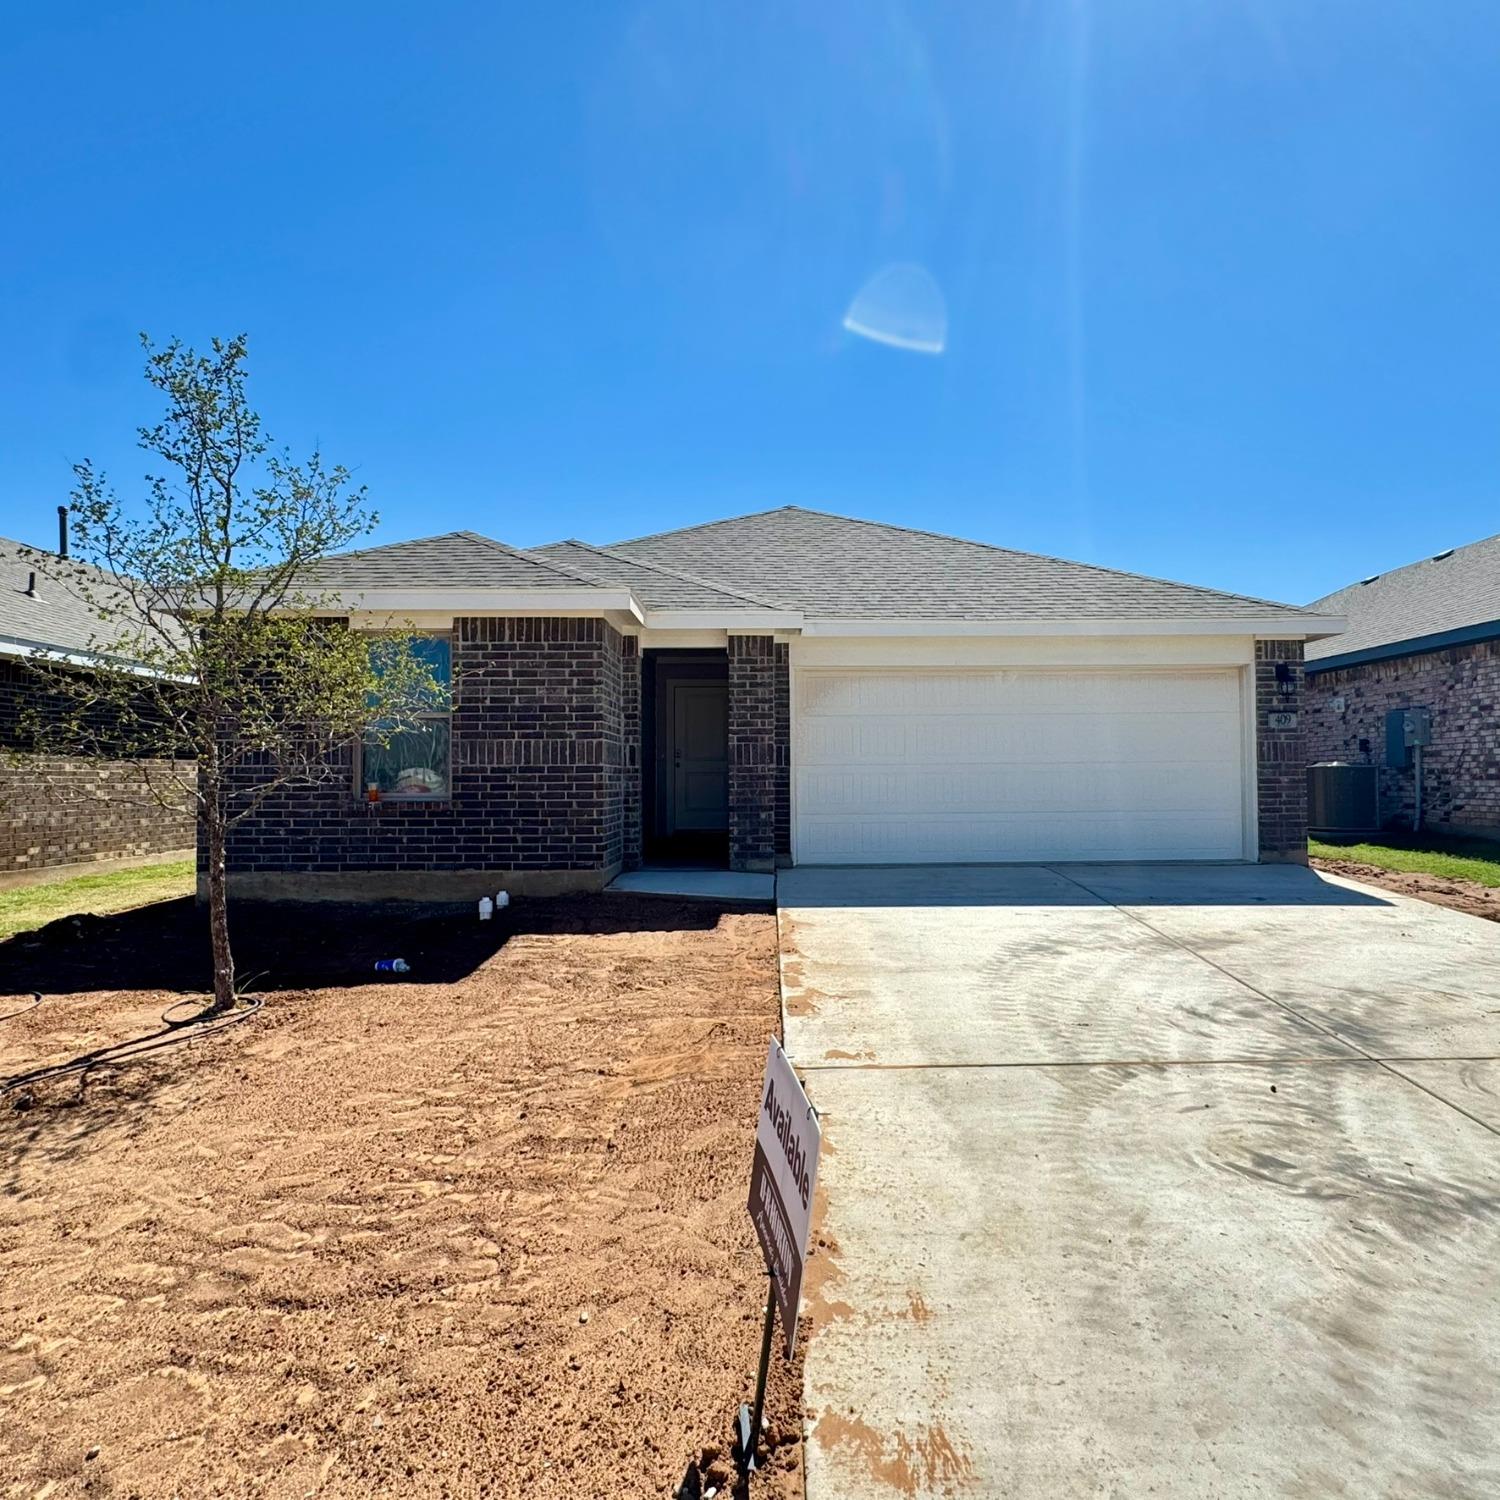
[1,995,263,1099]
[0,993,43,1024]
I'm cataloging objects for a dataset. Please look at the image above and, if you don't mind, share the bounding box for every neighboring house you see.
[224,507,1342,898]
[1304,532,1500,836]
[0,530,195,883]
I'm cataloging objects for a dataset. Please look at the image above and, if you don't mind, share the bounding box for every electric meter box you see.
[1385,707,1432,768]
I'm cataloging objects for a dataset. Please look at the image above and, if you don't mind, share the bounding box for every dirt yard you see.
[1312,857,1500,924]
[0,894,804,1499]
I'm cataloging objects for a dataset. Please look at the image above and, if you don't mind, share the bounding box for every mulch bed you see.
[1312,858,1500,924]
[0,894,802,1499]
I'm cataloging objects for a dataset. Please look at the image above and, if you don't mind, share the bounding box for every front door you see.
[670,682,729,832]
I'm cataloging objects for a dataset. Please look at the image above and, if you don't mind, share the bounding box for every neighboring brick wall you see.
[223,618,636,878]
[0,658,195,876]
[728,634,778,872]
[1255,640,1308,863]
[1304,638,1500,835]
[773,642,791,864]
[1,755,195,875]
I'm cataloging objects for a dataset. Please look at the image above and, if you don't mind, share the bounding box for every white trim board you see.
[791,633,1258,670]
[800,615,1344,640]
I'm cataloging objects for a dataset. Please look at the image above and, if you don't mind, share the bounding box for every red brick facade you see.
[1304,637,1500,836]
[773,641,791,863]
[727,634,780,872]
[215,621,1312,887]
[222,617,637,883]
[1255,639,1308,862]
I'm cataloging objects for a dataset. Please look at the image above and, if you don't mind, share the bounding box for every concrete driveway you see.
[778,864,1500,1500]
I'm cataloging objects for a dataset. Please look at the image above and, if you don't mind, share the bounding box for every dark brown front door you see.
[669,682,728,833]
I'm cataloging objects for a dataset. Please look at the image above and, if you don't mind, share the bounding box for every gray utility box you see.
[1308,762,1380,835]
[1385,706,1432,769]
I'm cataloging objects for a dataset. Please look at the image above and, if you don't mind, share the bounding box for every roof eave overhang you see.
[300,587,647,623]
[1305,618,1500,674]
[643,609,804,631]
[0,634,186,681]
[799,615,1347,639]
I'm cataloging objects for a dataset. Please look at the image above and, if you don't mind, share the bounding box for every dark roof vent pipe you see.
[25,570,37,597]
[57,505,69,558]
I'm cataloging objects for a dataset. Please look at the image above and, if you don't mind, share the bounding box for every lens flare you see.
[843,263,947,354]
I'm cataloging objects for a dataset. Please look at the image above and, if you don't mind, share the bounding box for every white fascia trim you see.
[0,635,187,681]
[634,628,729,649]
[304,587,645,622]
[799,615,1346,640]
[645,609,804,631]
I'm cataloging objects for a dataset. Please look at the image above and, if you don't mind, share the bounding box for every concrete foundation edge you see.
[1258,848,1310,866]
[206,865,622,903]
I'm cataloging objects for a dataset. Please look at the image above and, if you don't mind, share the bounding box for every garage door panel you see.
[794,668,1248,864]
[800,669,1236,717]
[800,763,1239,816]
[801,711,1240,768]
[798,811,1245,864]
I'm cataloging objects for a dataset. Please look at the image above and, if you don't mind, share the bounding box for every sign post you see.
[735,1037,821,1476]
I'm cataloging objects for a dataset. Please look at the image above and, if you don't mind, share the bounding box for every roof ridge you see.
[310,529,473,563]
[607,505,800,550]
[776,507,1317,616]
[455,531,614,589]
[7,535,144,586]
[304,529,610,590]
[552,538,788,609]
[613,505,1314,616]
[1307,527,1500,610]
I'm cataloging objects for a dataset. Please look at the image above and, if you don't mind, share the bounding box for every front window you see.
[361,635,452,800]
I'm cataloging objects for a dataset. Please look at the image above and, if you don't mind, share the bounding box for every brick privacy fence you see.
[1304,638,1500,836]
[221,617,639,880]
[1,754,195,876]
[1255,640,1308,862]
[0,658,194,877]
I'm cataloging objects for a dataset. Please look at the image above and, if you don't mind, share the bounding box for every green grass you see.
[1310,834,1500,889]
[0,858,196,941]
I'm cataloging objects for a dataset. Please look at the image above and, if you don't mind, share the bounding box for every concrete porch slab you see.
[606,868,774,902]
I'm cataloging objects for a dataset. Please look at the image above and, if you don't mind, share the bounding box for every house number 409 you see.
[1268,711,1298,729]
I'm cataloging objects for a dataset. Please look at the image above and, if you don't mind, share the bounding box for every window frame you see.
[356,631,454,803]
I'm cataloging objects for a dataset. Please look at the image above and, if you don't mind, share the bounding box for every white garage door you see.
[794,669,1248,864]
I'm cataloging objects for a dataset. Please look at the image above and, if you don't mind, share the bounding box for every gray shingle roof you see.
[0,536,151,660]
[530,540,775,610]
[1305,531,1500,664]
[609,506,1319,622]
[292,531,601,590]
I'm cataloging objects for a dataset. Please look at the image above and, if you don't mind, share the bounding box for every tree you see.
[18,334,440,1011]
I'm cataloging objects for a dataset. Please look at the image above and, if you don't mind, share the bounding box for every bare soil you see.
[0,894,803,1499]
[1312,857,1500,924]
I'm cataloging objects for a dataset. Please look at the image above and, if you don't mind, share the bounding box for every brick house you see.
[0,532,195,882]
[1304,531,1500,836]
[225,507,1342,899]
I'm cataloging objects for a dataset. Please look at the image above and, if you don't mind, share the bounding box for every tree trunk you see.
[204,784,236,1013]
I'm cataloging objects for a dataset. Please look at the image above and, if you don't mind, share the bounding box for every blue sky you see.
[1,1,1497,605]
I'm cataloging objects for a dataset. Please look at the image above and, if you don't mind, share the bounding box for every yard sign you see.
[747,1036,821,1355]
